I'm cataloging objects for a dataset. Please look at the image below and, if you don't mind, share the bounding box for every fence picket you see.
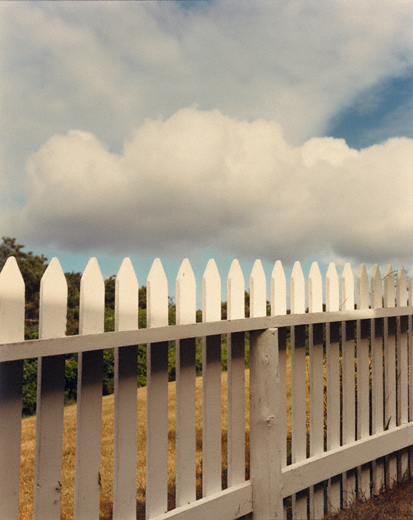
[250,260,266,318]
[74,258,105,520]
[356,264,371,499]
[113,258,139,520]
[33,258,67,520]
[202,259,222,497]
[146,258,169,519]
[383,264,397,487]
[0,257,25,520]
[175,259,197,507]
[326,263,341,512]
[227,260,246,487]
[370,264,385,494]
[271,260,288,519]
[308,262,325,519]
[409,266,413,477]
[341,263,356,507]
[290,261,308,518]
[396,266,409,479]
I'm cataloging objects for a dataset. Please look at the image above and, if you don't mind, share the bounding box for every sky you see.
[1,0,412,304]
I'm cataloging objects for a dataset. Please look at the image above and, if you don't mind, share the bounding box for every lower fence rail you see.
[151,482,253,520]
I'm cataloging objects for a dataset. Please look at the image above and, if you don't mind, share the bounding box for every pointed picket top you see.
[0,256,25,342]
[79,257,105,335]
[356,264,369,310]
[250,260,266,318]
[202,259,221,323]
[39,257,68,339]
[115,258,139,332]
[227,259,245,320]
[147,258,168,328]
[291,261,305,314]
[176,258,196,326]
[271,260,286,316]
[370,264,382,310]
[383,264,395,308]
[308,262,322,313]
[341,263,354,311]
[396,266,407,307]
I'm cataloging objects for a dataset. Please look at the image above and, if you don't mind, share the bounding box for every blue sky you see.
[0,0,412,304]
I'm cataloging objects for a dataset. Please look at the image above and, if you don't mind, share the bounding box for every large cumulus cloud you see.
[6,108,412,266]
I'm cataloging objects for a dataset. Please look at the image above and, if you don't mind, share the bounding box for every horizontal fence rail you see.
[1,307,412,363]
[0,256,412,520]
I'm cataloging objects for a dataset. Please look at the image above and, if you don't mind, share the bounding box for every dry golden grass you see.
[19,371,250,520]
[19,357,412,520]
[325,477,413,520]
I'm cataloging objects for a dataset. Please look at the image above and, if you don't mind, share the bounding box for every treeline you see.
[0,237,261,416]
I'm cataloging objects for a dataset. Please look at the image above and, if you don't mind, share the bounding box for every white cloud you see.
[4,107,412,266]
[1,0,412,157]
[1,1,412,267]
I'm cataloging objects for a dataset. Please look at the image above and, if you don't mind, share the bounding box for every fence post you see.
[249,327,283,519]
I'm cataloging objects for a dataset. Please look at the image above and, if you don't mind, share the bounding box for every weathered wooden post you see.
[249,328,283,519]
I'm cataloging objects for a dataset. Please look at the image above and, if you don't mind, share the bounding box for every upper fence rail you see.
[0,256,412,363]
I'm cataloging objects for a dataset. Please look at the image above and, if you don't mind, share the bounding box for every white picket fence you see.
[0,256,412,520]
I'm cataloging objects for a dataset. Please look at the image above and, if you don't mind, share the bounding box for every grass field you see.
[19,371,247,520]
[19,363,412,520]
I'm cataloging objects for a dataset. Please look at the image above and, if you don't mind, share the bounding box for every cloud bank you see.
[6,108,413,266]
[1,0,413,192]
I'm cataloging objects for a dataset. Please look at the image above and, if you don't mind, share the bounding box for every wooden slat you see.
[146,259,169,519]
[271,260,286,318]
[356,264,371,499]
[250,260,266,319]
[0,257,25,520]
[271,260,288,519]
[341,263,356,508]
[384,264,397,487]
[308,262,325,520]
[396,266,409,479]
[290,261,308,518]
[270,261,287,465]
[396,266,408,425]
[113,258,139,520]
[202,259,222,497]
[370,264,385,494]
[74,258,104,520]
[409,266,413,478]
[227,260,245,488]
[33,258,67,520]
[326,263,341,512]
[175,259,197,507]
